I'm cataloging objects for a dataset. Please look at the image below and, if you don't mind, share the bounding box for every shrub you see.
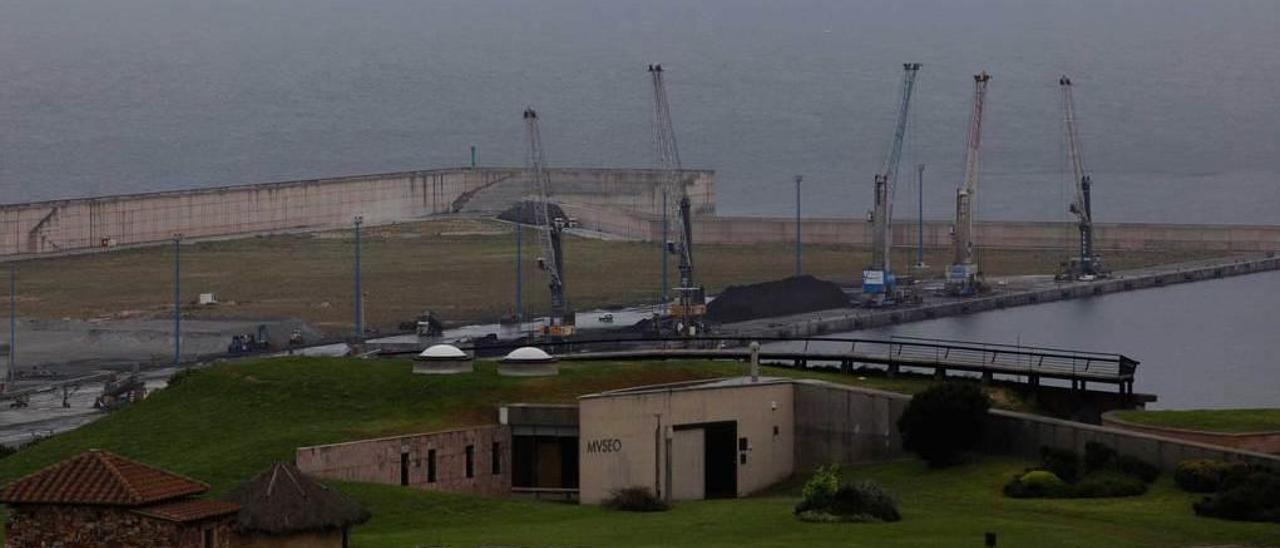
[601,487,669,512]
[1070,471,1148,498]
[1004,470,1068,498]
[1038,446,1081,484]
[1115,455,1160,484]
[1083,442,1116,472]
[1175,459,1252,493]
[1194,472,1280,523]
[897,383,991,467]
[796,465,840,514]
[827,481,901,523]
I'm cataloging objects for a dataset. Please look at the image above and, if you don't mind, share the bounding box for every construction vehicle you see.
[1058,76,1107,280]
[649,64,706,335]
[523,107,576,338]
[227,324,271,354]
[946,72,992,296]
[862,63,922,306]
[94,371,146,411]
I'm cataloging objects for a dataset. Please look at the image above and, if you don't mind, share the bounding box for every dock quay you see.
[719,253,1280,339]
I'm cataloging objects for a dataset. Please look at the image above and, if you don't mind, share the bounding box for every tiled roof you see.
[0,449,209,506]
[133,499,241,523]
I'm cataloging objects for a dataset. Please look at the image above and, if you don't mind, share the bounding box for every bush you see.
[1004,470,1069,498]
[795,468,900,523]
[601,487,669,512]
[1039,446,1081,484]
[1115,455,1160,484]
[1083,442,1116,472]
[828,481,901,522]
[897,383,991,467]
[796,465,840,514]
[1174,459,1252,493]
[1194,472,1280,523]
[1070,471,1149,498]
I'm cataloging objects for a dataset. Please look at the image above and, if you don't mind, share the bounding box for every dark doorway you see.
[512,435,580,489]
[399,452,409,486]
[702,422,738,499]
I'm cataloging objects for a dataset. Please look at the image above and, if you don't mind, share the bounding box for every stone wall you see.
[0,167,714,257]
[4,504,234,548]
[295,425,512,497]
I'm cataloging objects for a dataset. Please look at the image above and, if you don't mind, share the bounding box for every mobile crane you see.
[523,107,575,337]
[946,71,991,296]
[649,64,705,335]
[862,63,922,306]
[1059,76,1106,280]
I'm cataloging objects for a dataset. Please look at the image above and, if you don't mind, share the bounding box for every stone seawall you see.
[566,207,1280,253]
[0,166,714,257]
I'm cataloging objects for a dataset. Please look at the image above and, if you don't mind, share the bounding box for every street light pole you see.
[7,261,15,390]
[515,223,523,323]
[173,234,182,367]
[660,190,668,312]
[353,216,364,340]
[916,163,926,268]
[794,175,803,277]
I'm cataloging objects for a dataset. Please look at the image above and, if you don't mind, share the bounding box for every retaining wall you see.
[789,381,1280,473]
[0,167,714,256]
[1101,412,1280,455]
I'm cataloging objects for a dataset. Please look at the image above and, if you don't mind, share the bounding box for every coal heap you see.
[705,275,849,323]
[498,201,568,226]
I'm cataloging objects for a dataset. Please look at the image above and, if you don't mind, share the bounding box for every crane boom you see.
[523,107,573,336]
[1060,76,1103,278]
[649,64,705,332]
[863,63,922,305]
[946,71,991,295]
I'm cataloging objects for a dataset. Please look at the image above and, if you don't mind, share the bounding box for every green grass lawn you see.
[1111,409,1280,433]
[341,457,1280,548]
[0,357,1272,547]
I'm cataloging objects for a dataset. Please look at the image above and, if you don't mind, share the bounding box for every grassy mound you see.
[1111,409,1280,433]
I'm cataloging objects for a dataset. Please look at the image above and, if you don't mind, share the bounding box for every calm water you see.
[2,0,1279,224]
[847,271,1280,410]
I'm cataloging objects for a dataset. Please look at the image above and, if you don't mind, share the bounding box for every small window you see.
[399,452,410,486]
[738,437,749,451]
[203,528,215,548]
[465,445,475,478]
[427,449,437,483]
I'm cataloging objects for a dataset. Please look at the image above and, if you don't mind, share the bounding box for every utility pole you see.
[794,175,803,277]
[660,190,668,312]
[470,145,477,169]
[515,223,523,324]
[916,164,926,268]
[7,261,15,390]
[173,234,182,367]
[353,216,364,340]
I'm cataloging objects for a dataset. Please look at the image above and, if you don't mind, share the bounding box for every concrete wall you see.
[235,530,344,548]
[569,209,1280,253]
[0,167,714,257]
[792,381,910,472]
[577,380,794,505]
[295,425,511,497]
[986,409,1280,470]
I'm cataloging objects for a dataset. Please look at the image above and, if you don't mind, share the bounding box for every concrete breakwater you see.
[0,166,714,257]
[563,204,1280,253]
[721,254,1280,339]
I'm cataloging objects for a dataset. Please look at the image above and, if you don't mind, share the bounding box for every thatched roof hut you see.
[224,462,369,546]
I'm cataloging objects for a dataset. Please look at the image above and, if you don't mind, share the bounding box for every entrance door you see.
[670,428,705,500]
[703,422,738,499]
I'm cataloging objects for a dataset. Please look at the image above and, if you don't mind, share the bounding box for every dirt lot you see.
[2,217,1224,336]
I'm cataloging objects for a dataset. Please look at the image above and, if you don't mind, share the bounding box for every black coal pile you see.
[498,201,567,226]
[705,275,849,323]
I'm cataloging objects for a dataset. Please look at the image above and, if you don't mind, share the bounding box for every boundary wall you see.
[565,207,1280,253]
[0,167,714,256]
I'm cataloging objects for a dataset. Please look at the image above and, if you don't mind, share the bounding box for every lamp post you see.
[794,175,803,277]
[353,216,364,340]
[515,223,523,324]
[916,163,927,268]
[173,234,182,367]
[7,261,15,390]
[660,190,668,312]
